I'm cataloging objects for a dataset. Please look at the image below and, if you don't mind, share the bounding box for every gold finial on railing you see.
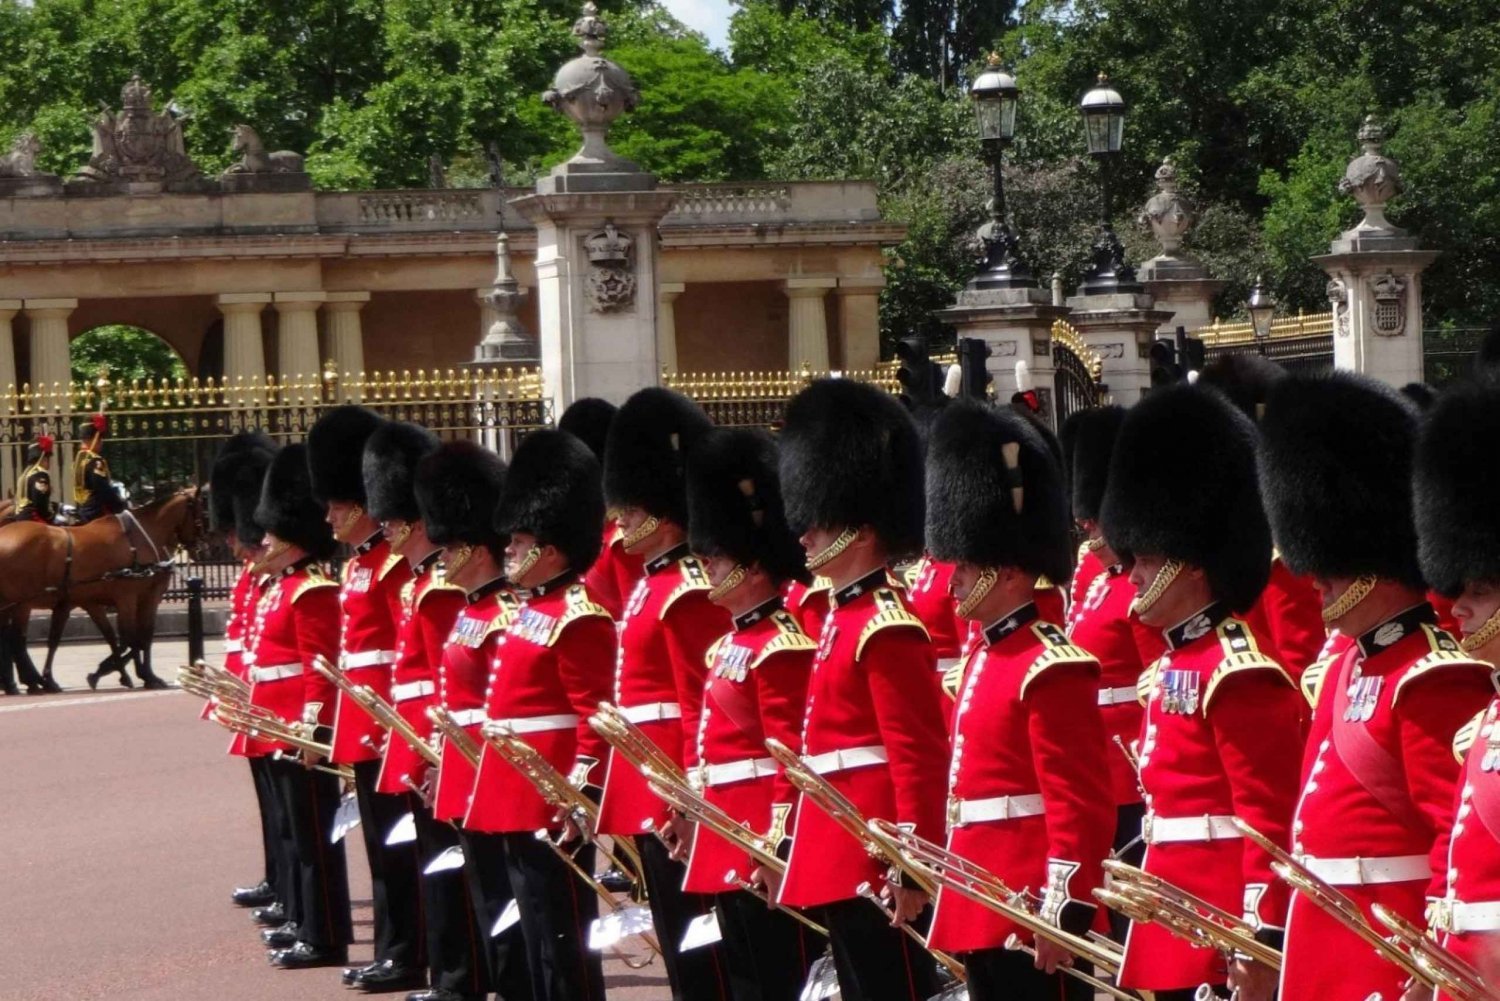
[322,358,340,398]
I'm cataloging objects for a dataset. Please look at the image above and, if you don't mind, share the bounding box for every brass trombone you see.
[1097,859,1282,969]
[589,703,690,784]
[311,655,440,768]
[208,697,353,781]
[1372,903,1494,1001]
[426,706,484,768]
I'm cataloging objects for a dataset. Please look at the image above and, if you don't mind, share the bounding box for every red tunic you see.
[783,577,830,639]
[1068,544,1107,614]
[1066,561,1165,807]
[1434,698,1500,992]
[375,555,466,795]
[1280,605,1493,1001]
[243,562,341,758]
[465,574,617,833]
[330,538,410,765]
[683,599,814,894]
[928,605,1113,953]
[1118,604,1303,992]
[906,555,962,659]
[597,546,731,836]
[216,563,257,739]
[1254,558,1326,680]
[777,569,949,909]
[584,524,646,620]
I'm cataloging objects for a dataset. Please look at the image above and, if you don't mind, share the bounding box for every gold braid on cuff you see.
[806,527,858,572]
[621,515,661,552]
[954,567,998,620]
[1462,605,1500,654]
[1130,558,1184,616]
[707,563,749,603]
[1321,573,1378,625]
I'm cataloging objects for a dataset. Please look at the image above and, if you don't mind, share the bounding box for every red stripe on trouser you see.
[309,780,335,944]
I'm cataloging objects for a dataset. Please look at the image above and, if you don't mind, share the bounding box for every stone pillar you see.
[216,293,270,393]
[835,277,884,371]
[782,278,835,371]
[1064,291,1177,404]
[1312,117,1437,387]
[935,288,1071,426]
[324,292,369,400]
[24,298,75,406]
[657,282,684,374]
[0,300,21,495]
[274,292,326,391]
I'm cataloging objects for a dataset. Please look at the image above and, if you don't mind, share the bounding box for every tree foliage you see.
[70,326,190,386]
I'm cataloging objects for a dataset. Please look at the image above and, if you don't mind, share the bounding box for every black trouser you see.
[820,895,940,1001]
[269,756,352,949]
[353,760,424,968]
[637,833,730,1001]
[715,888,817,1001]
[502,831,605,1001]
[412,806,488,996]
[1109,801,1147,945]
[963,946,1092,1001]
[247,756,280,892]
[261,756,301,925]
[457,829,534,1000]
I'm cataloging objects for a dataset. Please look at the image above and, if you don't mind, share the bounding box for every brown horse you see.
[0,487,206,692]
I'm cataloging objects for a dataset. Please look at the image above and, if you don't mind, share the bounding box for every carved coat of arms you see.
[77,76,203,184]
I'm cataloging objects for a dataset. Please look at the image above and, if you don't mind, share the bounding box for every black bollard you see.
[186,576,205,665]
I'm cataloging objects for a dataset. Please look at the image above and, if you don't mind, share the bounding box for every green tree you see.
[70,326,190,387]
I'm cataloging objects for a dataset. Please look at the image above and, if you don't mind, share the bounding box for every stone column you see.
[835,277,884,371]
[657,282,684,374]
[782,278,835,371]
[324,292,370,401]
[216,294,270,394]
[273,292,326,396]
[0,300,21,495]
[1064,291,1176,404]
[24,299,75,407]
[936,288,1071,426]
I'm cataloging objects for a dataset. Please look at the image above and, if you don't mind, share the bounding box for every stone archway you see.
[70,323,188,387]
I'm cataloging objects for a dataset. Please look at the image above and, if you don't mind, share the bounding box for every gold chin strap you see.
[807,527,858,572]
[621,515,661,552]
[1461,605,1500,654]
[954,567,998,620]
[707,563,749,603]
[388,522,413,553]
[1083,536,1106,553]
[334,504,365,542]
[1130,558,1184,616]
[249,539,291,575]
[508,544,542,585]
[1321,574,1378,625]
[444,544,476,579]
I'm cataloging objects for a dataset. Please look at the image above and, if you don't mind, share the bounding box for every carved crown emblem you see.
[121,75,153,111]
[584,222,632,264]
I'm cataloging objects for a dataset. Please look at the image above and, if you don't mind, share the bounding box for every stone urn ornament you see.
[1138,157,1195,258]
[543,3,642,173]
[1338,116,1404,238]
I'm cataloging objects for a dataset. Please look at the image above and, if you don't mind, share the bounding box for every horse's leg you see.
[6,615,48,693]
[0,627,17,695]
[133,591,166,690]
[83,605,128,683]
[41,604,70,691]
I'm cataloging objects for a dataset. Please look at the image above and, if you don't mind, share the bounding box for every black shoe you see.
[118,672,134,689]
[250,903,286,926]
[2,685,18,696]
[269,941,349,969]
[354,961,425,992]
[403,990,479,1001]
[86,671,100,691]
[232,881,276,908]
[598,866,633,893]
[343,961,381,986]
[140,673,169,690]
[41,676,62,694]
[262,922,299,948]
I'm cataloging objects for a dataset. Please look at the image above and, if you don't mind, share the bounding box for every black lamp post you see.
[1078,73,1142,295]
[967,53,1033,290]
[1247,275,1277,355]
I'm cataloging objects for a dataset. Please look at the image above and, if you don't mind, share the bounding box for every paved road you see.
[0,637,669,1001]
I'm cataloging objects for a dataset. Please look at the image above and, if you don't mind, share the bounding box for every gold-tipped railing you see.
[1192,310,1334,346]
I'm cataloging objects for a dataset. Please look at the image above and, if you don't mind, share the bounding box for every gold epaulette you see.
[704,634,729,671]
[795,576,831,607]
[1204,618,1293,710]
[1301,658,1334,710]
[1454,708,1488,764]
[548,584,613,646]
[1019,622,1098,699]
[855,588,929,660]
[751,610,816,670]
[487,590,522,637]
[292,570,337,604]
[898,557,925,591]
[416,572,464,606]
[661,556,712,618]
[1392,625,1491,707]
[377,552,405,582]
[1137,658,1162,707]
[941,659,965,701]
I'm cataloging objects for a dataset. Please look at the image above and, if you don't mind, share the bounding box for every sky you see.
[662,0,734,50]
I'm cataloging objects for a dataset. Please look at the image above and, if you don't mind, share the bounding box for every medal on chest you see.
[1481,707,1500,773]
[714,643,753,683]
[344,565,373,597]
[450,612,489,649]
[815,623,840,664]
[1343,665,1383,724]
[1159,668,1200,715]
[400,579,418,615]
[514,607,557,646]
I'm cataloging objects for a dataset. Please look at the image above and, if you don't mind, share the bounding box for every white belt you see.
[1299,853,1431,887]
[447,708,487,728]
[249,663,303,684]
[492,713,578,734]
[1098,686,1138,707]
[343,649,398,670]
[1144,813,1243,845]
[803,745,888,776]
[223,639,244,654]
[391,680,436,703]
[619,702,683,724]
[948,793,1045,827]
[1434,899,1500,934]
[701,756,778,787]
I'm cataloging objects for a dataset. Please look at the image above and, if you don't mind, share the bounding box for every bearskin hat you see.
[307,406,384,506]
[255,443,336,559]
[362,421,440,523]
[1197,354,1286,422]
[1399,382,1437,412]
[1100,385,1270,612]
[209,431,277,540]
[558,397,618,462]
[687,427,807,586]
[413,440,508,552]
[495,429,604,574]
[779,379,925,560]
[603,388,713,526]
[926,401,1072,585]
[1257,370,1422,588]
[1060,405,1126,523]
[1414,376,1500,597]
[1478,325,1500,373]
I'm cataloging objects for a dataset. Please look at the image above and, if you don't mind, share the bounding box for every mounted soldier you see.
[9,434,56,525]
[74,413,125,524]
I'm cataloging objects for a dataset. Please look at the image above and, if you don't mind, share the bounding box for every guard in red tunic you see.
[560,397,646,620]
[1258,371,1494,1001]
[775,379,948,1001]
[467,428,618,1001]
[1411,376,1500,995]
[597,387,732,1001]
[307,406,425,993]
[783,576,830,638]
[680,427,818,1001]
[364,423,491,1001]
[413,441,531,1001]
[1100,385,1304,1001]
[245,443,352,969]
[923,401,1113,1000]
